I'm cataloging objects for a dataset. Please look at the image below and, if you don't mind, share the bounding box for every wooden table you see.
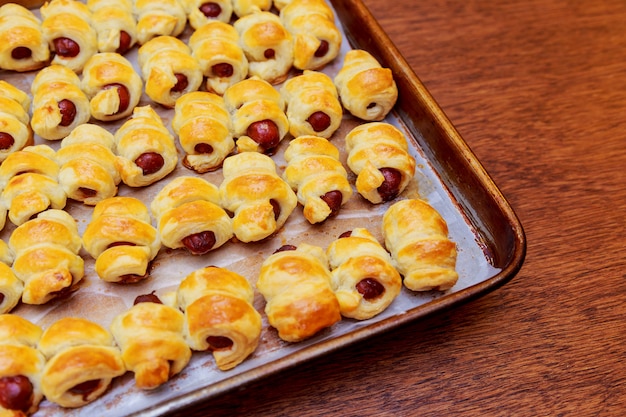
[181,0,626,415]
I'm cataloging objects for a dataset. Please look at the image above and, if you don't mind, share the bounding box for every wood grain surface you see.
[180,1,626,415]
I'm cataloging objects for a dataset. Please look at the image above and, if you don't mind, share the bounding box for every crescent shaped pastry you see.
[114,105,178,187]
[81,52,143,122]
[382,198,459,291]
[219,152,297,243]
[189,20,248,95]
[223,77,289,154]
[172,91,234,173]
[256,243,341,342]
[87,0,137,54]
[233,11,293,85]
[0,314,46,415]
[151,176,233,255]
[56,123,121,205]
[280,70,342,139]
[30,64,91,140]
[179,0,233,29]
[0,81,34,164]
[0,3,49,72]
[137,36,203,108]
[326,228,402,320]
[345,122,416,204]
[82,196,161,283]
[8,210,84,305]
[280,0,342,71]
[40,0,98,73]
[232,0,271,17]
[110,299,191,390]
[38,317,126,408]
[283,135,352,224]
[334,49,398,121]
[134,0,187,45]
[177,266,262,370]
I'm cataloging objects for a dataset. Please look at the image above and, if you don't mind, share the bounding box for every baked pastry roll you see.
[189,20,248,95]
[326,228,402,320]
[0,240,20,314]
[110,297,191,390]
[345,122,416,204]
[83,196,161,283]
[81,52,143,122]
[233,12,294,85]
[114,105,178,187]
[219,152,297,243]
[0,3,49,72]
[87,0,137,54]
[137,35,203,108]
[38,317,125,408]
[177,266,262,370]
[283,135,352,224]
[56,123,121,205]
[30,64,91,141]
[134,0,187,45]
[8,210,84,305]
[172,92,234,173]
[151,176,233,255]
[257,243,341,342]
[232,0,271,17]
[280,70,342,139]
[382,198,459,291]
[280,0,342,71]
[0,145,66,228]
[40,0,98,73]
[0,81,34,163]
[334,49,398,121]
[180,0,232,29]
[223,77,289,154]
[0,315,45,415]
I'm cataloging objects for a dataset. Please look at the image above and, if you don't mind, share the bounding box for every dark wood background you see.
[182,0,626,415]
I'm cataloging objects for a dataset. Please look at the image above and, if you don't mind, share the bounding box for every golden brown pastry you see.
[0,3,49,72]
[0,314,46,416]
[0,240,20,314]
[110,297,191,390]
[280,0,341,71]
[80,52,143,122]
[326,228,402,320]
[334,49,398,121]
[30,64,91,141]
[280,70,342,139]
[232,0,271,17]
[219,152,297,243]
[382,198,459,291]
[345,122,416,204]
[273,0,293,10]
[8,209,84,305]
[56,123,121,205]
[82,196,161,283]
[87,0,138,54]
[134,0,187,45]
[283,135,352,224]
[179,0,232,29]
[0,81,34,163]
[172,91,234,173]
[38,317,125,408]
[150,176,233,255]
[114,105,178,187]
[137,35,203,108]
[40,0,98,73]
[233,12,293,85]
[256,243,341,342]
[177,266,262,370]
[223,77,289,154]
[188,20,249,95]
[0,144,66,228]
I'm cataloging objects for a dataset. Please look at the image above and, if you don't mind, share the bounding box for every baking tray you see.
[0,0,526,415]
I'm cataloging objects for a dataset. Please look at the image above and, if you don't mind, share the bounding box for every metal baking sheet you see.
[0,0,526,415]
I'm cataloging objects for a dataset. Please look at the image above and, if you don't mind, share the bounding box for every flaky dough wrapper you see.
[87,0,137,54]
[0,81,34,164]
[0,3,50,72]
